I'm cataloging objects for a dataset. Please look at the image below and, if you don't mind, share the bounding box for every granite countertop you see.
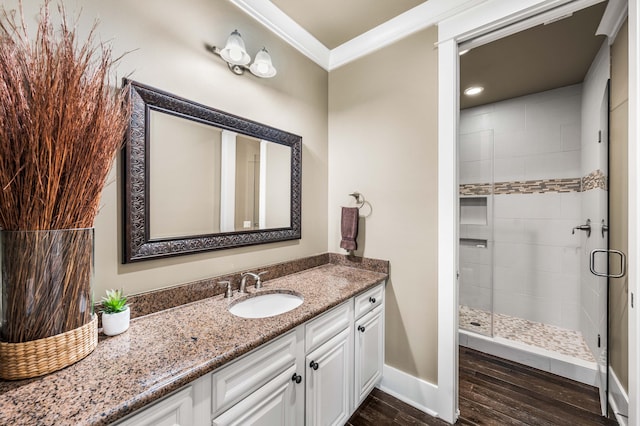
[0,263,387,425]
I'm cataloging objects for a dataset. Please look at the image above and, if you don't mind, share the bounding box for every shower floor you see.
[459,305,595,363]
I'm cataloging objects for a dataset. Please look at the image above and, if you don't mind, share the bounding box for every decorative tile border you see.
[459,183,492,196]
[582,169,608,191]
[460,170,607,195]
[494,178,582,194]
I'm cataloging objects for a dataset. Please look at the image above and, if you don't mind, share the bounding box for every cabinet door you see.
[211,330,299,416]
[354,305,384,406]
[212,364,301,426]
[116,387,193,426]
[305,327,351,426]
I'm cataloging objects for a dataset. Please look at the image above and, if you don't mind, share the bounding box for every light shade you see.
[250,48,277,78]
[219,30,251,66]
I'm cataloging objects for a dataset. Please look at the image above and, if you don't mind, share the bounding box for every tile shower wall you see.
[460,84,583,331]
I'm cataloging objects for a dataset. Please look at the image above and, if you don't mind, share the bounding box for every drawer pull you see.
[291,373,302,384]
[358,325,366,333]
[309,361,319,370]
[369,297,376,304]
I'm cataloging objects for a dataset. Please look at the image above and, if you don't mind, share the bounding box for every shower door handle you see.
[589,249,626,278]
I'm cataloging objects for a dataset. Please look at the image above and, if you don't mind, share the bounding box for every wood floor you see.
[347,347,618,425]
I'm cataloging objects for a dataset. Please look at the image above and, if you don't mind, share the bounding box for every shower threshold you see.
[459,305,597,385]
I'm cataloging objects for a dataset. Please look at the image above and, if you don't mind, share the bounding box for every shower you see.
[458,81,606,381]
[457,2,612,415]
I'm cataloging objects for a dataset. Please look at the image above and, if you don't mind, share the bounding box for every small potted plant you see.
[100,289,130,336]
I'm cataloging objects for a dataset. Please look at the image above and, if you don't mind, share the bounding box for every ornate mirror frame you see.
[122,80,302,263]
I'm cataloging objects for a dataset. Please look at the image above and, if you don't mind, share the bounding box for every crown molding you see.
[329,0,488,70]
[230,0,490,72]
[228,0,331,69]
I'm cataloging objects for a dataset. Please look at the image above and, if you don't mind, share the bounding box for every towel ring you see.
[348,191,372,217]
[348,192,365,209]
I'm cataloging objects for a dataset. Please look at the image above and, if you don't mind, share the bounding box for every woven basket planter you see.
[0,316,97,380]
[0,228,97,379]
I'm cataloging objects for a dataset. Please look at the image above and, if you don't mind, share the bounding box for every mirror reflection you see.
[148,111,291,239]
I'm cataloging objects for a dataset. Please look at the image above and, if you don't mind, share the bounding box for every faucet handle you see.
[218,281,233,298]
[255,271,268,289]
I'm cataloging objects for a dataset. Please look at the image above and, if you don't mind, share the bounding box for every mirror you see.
[122,80,301,263]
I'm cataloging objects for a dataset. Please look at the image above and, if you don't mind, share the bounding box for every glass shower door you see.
[585,82,614,416]
[459,129,494,337]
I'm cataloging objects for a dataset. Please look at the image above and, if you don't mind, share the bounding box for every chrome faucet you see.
[239,271,268,292]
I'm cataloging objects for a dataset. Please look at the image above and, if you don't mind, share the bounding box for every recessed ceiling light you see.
[464,86,484,96]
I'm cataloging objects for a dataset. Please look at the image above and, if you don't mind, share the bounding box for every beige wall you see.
[8,0,329,297]
[609,19,629,392]
[328,27,439,382]
[149,113,222,238]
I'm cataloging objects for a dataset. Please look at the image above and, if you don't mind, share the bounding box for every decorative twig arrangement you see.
[0,1,129,343]
[1,229,93,342]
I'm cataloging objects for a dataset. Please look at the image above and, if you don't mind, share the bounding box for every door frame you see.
[436,0,638,423]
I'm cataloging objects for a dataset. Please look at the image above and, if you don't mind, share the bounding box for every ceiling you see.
[460,2,608,109]
[235,0,611,105]
[269,0,426,49]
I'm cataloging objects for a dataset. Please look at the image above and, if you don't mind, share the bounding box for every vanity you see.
[116,278,384,426]
[0,257,387,425]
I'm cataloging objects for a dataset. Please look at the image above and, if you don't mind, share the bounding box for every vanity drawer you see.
[305,301,352,353]
[354,282,385,320]
[115,386,193,426]
[211,330,299,417]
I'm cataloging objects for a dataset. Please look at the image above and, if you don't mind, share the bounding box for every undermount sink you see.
[229,291,304,319]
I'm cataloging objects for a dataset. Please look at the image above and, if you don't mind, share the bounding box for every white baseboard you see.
[608,366,629,425]
[378,364,441,419]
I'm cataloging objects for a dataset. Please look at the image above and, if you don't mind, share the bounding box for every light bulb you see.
[464,86,484,96]
[257,62,269,74]
[229,48,242,62]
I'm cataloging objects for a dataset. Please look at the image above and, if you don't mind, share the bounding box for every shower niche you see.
[460,197,487,226]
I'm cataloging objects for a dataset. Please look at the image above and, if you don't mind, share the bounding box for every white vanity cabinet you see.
[354,305,384,406]
[304,302,353,426]
[112,280,385,426]
[210,329,304,426]
[353,284,385,407]
[211,364,299,425]
[115,387,194,426]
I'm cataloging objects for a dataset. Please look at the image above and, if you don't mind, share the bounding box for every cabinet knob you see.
[369,297,376,304]
[291,373,302,384]
[309,361,319,370]
[358,325,366,333]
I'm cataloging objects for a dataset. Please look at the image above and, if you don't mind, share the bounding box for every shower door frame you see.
[436,0,639,424]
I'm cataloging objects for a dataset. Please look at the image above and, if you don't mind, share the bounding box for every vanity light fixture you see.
[464,86,484,96]
[207,30,277,78]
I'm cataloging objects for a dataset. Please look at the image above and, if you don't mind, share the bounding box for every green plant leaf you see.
[100,288,128,314]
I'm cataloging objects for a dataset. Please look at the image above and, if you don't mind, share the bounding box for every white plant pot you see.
[102,306,130,336]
